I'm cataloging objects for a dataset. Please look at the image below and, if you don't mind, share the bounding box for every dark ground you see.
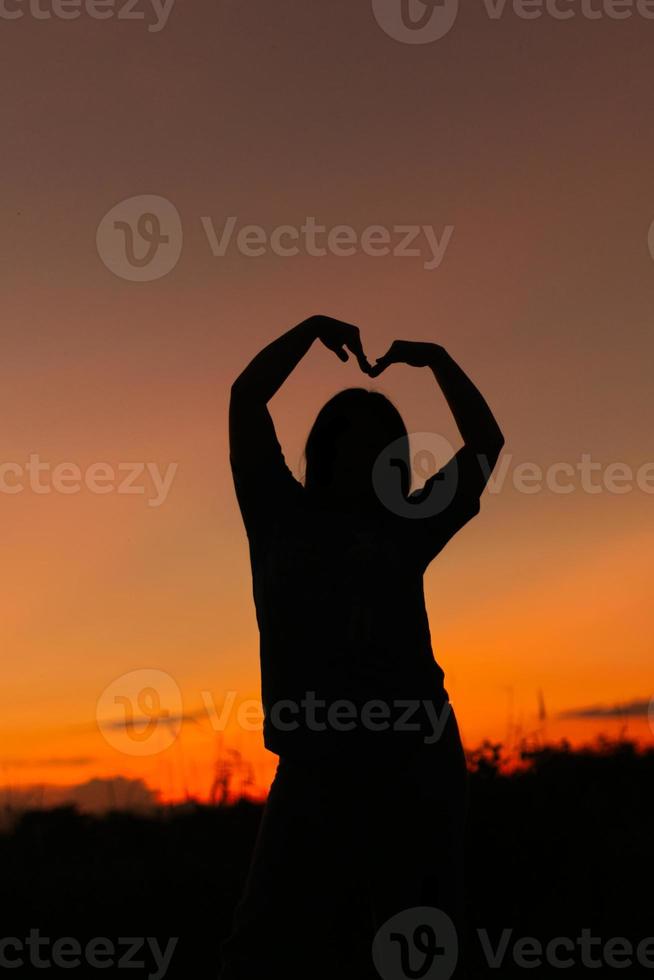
[1,739,652,978]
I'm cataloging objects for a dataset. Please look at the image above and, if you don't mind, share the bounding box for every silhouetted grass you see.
[0,739,652,977]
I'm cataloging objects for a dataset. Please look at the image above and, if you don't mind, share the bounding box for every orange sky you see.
[1,1,653,805]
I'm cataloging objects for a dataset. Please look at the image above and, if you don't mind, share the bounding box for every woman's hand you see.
[312,316,373,375]
[369,340,445,377]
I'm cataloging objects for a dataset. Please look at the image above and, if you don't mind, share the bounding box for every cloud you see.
[64,708,205,735]
[0,756,95,769]
[100,708,204,732]
[1,777,159,816]
[558,698,652,719]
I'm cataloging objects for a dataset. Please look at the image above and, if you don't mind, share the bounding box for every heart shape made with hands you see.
[339,341,416,379]
[316,317,437,379]
[358,340,438,379]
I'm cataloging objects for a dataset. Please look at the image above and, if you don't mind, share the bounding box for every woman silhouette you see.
[221,315,504,979]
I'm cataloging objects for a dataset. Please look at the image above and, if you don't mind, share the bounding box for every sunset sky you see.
[1,0,653,805]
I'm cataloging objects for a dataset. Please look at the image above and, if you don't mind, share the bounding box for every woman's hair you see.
[303,388,411,503]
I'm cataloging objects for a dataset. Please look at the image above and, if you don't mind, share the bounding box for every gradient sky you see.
[1,0,653,803]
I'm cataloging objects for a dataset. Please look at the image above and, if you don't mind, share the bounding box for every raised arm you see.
[229,316,372,530]
[371,340,504,494]
[370,340,504,561]
[231,317,315,411]
[428,344,505,492]
[231,315,371,406]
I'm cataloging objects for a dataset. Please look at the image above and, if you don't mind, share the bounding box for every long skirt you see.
[219,704,469,979]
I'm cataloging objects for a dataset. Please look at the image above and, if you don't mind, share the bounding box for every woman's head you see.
[304,388,410,508]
